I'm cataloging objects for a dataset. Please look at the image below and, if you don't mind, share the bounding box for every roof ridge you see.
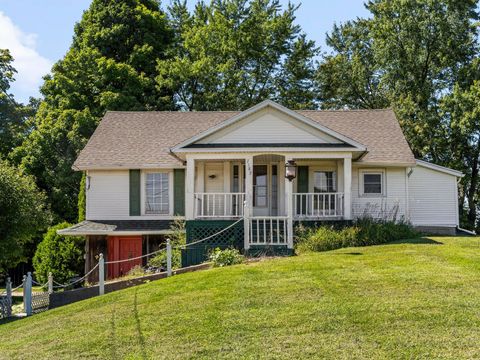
[105,110,240,114]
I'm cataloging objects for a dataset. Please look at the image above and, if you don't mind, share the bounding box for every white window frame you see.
[308,166,338,193]
[141,170,174,216]
[359,169,386,197]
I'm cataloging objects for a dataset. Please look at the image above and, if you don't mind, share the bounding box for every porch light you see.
[285,160,297,182]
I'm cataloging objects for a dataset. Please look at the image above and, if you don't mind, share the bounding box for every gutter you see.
[456,226,476,236]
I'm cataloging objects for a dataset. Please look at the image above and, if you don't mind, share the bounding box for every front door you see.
[107,236,142,279]
[253,164,279,216]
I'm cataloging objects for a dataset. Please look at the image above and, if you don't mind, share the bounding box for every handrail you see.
[194,192,245,218]
[293,192,344,218]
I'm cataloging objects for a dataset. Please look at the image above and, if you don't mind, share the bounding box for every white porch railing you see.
[194,192,245,218]
[249,217,288,245]
[293,192,344,219]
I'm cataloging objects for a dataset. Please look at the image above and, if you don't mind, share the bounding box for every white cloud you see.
[0,12,52,103]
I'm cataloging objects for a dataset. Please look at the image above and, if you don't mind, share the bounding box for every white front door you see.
[253,164,279,216]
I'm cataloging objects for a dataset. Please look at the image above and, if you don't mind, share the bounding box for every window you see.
[313,171,336,193]
[145,172,170,214]
[253,165,268,207]
[360,170,384,196]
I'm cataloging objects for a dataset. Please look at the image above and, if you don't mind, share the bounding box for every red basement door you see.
[107,236,142,279]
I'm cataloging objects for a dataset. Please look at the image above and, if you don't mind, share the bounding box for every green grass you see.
[1,236,480,359]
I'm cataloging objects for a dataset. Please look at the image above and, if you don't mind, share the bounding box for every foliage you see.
[0,49,35,157]
[0,160,50,273]
[147,219,185,270]
[77,172,86,222]
[126,265,146,278]
[11,0,175,222]
[316,0,479,229]
[209,247,244,267]
[148,247,182,270]
[157,0,318,110]
[295,218,418,253]
[33,223,84,284]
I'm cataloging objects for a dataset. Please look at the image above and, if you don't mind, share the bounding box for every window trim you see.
[141,170,174,216]
[359,169,386,197]
[308,166,338,193]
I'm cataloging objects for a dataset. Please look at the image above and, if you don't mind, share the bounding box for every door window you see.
[253,165,268,207]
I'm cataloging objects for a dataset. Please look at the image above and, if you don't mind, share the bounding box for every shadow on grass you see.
[387,237,443,245]
[133,287,147,360]
[335,252,363,256]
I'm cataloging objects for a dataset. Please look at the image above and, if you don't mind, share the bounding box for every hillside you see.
[1,236,480,359]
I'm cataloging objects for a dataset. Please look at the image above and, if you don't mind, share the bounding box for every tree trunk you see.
[467,147,480,228]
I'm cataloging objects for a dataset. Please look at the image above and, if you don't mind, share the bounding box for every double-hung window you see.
[360,170,384,196]
[145,172,170,214]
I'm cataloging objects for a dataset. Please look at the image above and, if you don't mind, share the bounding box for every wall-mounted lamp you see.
[285,160,297,182]
[208,174,217,179]
[86,175,91,190]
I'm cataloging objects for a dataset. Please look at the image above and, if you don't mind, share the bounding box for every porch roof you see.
[57,220,175,236]
[74,105,415,170]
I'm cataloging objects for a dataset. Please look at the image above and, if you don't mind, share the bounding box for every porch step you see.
[245,246,294,257]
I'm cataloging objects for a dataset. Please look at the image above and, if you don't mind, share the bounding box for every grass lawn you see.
[1,236,480,359]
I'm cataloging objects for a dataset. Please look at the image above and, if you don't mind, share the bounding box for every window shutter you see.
[174,169,185,215]
[297,166,309,193]
[129,170,141,216]
[297,166,308,215]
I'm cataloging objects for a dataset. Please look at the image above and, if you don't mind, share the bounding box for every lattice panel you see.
[182,220,244,267]
[0,296,11,319]
[31,292,49,313]
[186,220,244,248]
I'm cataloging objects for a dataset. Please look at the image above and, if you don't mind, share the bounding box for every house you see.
[59,100,463,278]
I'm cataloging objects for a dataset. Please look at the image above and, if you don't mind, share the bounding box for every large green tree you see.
[157,0,318,111]
[0,160,50,273]
[12,0,175,222]
[0,49,35,157]
[316,0,479,228]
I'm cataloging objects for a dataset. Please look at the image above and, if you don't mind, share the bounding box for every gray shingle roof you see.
[57,220,174,235]
[74,108,415,169]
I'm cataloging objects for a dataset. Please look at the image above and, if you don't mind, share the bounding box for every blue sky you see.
[0,0,369,103]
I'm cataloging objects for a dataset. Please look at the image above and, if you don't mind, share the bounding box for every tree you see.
[441,81,480,229]
[316,0,479,228]
[33,223,84,284]
[0,160,50,273]
[157,0,318,111]
[316,20,389,110]
[12,0,175,222]
[0,49,35,157]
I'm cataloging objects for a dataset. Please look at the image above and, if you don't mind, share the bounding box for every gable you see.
[196,107,343,145]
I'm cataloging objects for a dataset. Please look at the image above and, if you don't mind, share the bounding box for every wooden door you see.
[107,236,142,279]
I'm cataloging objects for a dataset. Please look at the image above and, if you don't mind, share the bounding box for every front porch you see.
[185,153,353,250]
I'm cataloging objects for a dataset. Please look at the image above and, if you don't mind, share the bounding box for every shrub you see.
[33,223,85,284]
[147,219,185,270]
[209,248,244,267]
[126,265,145,278]
[295,219,417,253]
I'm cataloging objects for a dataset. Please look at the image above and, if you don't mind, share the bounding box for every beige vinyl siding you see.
[197,108,341,144]
[409,165,458,227]
[86,170,129,220]
[352,167,407,220]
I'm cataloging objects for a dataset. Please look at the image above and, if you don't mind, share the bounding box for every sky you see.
[0,0,369,104]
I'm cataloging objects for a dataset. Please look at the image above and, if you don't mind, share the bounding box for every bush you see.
[209,248,244,267]
[33,223,85,284]
[147,219,185,270]
[295,219,418,253]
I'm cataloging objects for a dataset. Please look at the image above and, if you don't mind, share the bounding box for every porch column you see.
[285,157,294,249]
[343,156,352,220]
[185,156,195,220]
[244,156,253,250]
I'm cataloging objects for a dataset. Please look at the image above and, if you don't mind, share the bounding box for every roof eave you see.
[171,100,367,152]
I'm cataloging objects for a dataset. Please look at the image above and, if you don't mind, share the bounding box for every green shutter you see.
[129,169,141,216]
[174,169,185,216]
[297,166,309,193]
[297,166,308,215]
